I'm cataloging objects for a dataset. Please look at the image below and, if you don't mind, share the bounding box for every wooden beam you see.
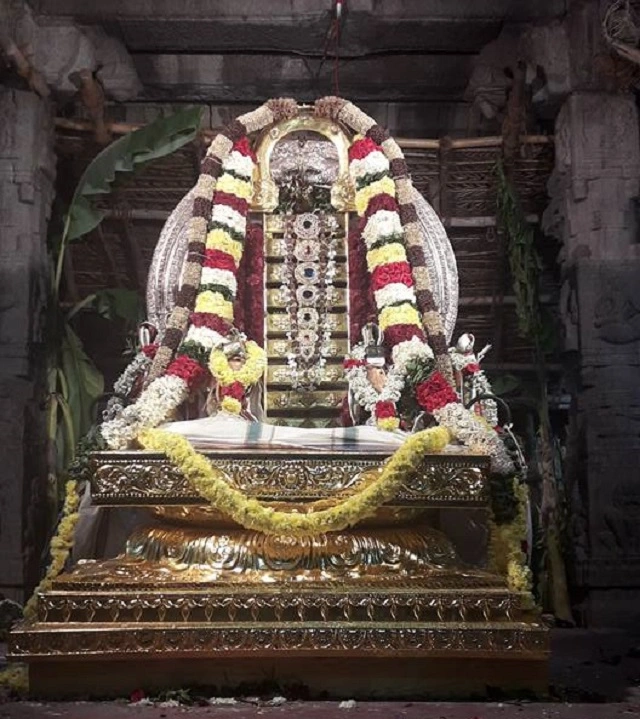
[54,117,554,150]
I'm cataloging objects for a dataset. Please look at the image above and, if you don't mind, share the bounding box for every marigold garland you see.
[23,480,80,622]
[209,341,266,387]
[488,478,534,605]
[138,425,451,537]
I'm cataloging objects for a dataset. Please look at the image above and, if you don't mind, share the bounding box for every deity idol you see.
[100,98,513,474]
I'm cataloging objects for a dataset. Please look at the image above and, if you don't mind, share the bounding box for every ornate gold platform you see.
[9,449,549,698]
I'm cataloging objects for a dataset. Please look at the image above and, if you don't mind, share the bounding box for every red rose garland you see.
[219,380,245,401]
[416,371,459,414]
[166,355,209,389]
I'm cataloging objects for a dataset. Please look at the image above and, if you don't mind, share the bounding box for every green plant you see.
[496,160,572,624]
[45,107,203,509]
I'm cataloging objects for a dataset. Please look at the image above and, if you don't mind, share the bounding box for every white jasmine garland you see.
[432,402,514,475]
[210,204,247,235]
[345,365,405,414]
[201,267,238,295]
[362,210,403,248]
[102,351,153,423]
[349,150,390,179]
[184,324,227,350]
[101,375,189,449]
[374,282,417,309]
[224,150,255,178]
[391,337,434,375]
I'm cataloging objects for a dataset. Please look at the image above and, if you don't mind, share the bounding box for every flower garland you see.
[23,480,80,622]
[344,135,512,472]
[209,340,267,414]
[101,137,257,449]
[489,479,533,605]
[101,349,154,423]
[391,336,434,375]
[349,138,427,352]
[413,371,513,475]
[343,347,405,432]
[101,100,299,449]
[138,425,451,537]
[315,96,453,383]
[101,374,190,449]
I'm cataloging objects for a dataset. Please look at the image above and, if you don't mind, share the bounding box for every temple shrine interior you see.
[1,0,640,709]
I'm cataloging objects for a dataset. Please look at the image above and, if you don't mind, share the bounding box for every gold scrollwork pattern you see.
[124,526,463,575]
[10,624,549,659]
[37,587,525,625]
[89,453,489,506]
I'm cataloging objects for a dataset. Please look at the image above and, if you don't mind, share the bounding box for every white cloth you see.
[162,413,408,452]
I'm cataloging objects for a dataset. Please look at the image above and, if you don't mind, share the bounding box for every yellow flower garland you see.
[488,479,534,606]
[366,242,407,271]
[215,173,254,201]
[221,396,242,414]
[205,228,243,263]
[138,425,451,537]
[355,176,396,215]
[23,480,80,622]
[209,340,267,386]
[195,290,234,320]
[379,303,422,331]
[377,417,400,431]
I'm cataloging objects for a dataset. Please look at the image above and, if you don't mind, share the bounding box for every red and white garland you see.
[349,136,427,350]
[102,138,257,449]
[347,134,512,473]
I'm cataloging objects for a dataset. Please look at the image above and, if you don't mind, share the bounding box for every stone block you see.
[0,89,54,602]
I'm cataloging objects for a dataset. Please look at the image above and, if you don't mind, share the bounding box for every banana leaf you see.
[65,106,203,243]
[60,324,104,445]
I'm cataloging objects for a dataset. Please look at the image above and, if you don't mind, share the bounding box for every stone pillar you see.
[544,91,640,626]
[0,88,55,602]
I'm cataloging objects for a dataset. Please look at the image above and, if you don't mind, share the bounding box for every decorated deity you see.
[208,331,266,419]
[100,99,514,476]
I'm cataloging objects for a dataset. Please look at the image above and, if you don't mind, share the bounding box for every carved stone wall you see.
[544,90,640,626]
[0,88,55,602]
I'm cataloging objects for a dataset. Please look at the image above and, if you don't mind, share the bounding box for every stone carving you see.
[5,1,141,99]
[594,281,640,345]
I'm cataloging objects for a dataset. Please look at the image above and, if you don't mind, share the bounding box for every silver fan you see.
[413,187,459,343]
[146,189,195,335]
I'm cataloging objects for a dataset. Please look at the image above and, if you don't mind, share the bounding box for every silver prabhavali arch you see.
[145,137,458,343]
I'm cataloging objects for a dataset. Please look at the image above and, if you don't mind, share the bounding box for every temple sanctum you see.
[1,0,640,706]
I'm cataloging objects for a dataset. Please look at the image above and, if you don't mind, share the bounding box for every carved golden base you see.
[9,449,549,697]
[124,525,475,578]
[10,555,547,660]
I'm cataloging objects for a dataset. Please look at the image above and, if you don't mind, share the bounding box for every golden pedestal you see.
[9,449,549,698]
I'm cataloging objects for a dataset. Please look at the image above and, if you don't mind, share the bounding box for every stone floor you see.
[2,629,640,718]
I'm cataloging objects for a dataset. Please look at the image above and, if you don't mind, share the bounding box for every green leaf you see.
[93,289,142,325]
[57,394,77,465]
[47,393,59,445]
[66,106,203,242]
[61,324,104,440]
